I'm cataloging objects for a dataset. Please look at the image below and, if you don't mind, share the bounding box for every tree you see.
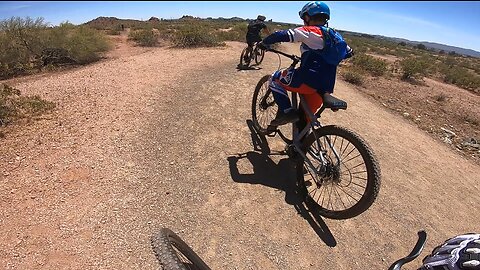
[416,43,427,50]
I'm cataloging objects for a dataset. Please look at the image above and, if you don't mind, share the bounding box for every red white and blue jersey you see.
[263,25,352,93]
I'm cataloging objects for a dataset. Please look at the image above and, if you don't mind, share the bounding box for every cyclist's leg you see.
[245,39,255,61]
[269,69,322,125]
[269,70,292,113]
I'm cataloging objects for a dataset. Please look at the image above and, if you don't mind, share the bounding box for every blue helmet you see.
[299,1,330,20]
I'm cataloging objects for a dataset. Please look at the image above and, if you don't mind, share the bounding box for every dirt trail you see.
[1,41,478,270]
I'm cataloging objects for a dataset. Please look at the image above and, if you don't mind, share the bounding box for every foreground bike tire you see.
[151,228,211,270]
[251,74,277,135]
[254,47,265,65]
[240,47,252,67]
[297,125,381,219]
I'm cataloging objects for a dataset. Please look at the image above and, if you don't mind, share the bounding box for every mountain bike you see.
[251,48,381,219]
[239,42,265,68]
[151,228,435,270]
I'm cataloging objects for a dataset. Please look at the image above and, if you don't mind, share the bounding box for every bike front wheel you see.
[151,228,212,270]
[252,75,277,135]
[297,125,381,219]
[254,47,265,65]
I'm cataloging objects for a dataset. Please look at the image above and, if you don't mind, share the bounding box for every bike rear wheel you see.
[297,125,381,219]
[151,228,212,270]
[252,75,277,135]
[254,47,265,65]
[240,47,252,67]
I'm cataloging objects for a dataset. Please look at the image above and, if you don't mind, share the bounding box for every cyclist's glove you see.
[257,41,270,51]
[345,47,354,59]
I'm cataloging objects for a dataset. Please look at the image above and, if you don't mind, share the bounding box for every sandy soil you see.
[1,39,479,270]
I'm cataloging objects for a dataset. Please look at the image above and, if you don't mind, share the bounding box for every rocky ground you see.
[1,36,479,270]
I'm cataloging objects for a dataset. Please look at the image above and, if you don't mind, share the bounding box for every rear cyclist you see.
[243,15,270,64]
[257,1,354,126]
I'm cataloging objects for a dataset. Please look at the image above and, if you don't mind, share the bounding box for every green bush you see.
[400,57,430,80]
[107,29,121,35]
[215,23,247,42]
[0,17,111,79]
[352,54,388,76]
[172,26,225,48]
[442,67,480,92]
[342,69,364,85]
[0,84,55,126]
[128,28,158,47]
[58,23,110,64]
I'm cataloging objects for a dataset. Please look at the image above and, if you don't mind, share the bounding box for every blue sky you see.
[1,1,480,51]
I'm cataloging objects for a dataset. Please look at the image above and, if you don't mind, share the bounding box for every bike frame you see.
[268,49,342,179]
[245,43,264,64]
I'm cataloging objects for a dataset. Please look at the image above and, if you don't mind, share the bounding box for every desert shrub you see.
[215,23,247,42]
[128,28,159,47]
[342,69,364,85]
[107,29,121,35]
[433,93,448,102]
[416,44,427,50]
[442,67,480,92]
[0,17,111,79]
[352,53,388,76]
[172,26,225,48]
[0,84,55,126]
[0,17,49,78]
[55,23,110,63]
[400,57,430,80]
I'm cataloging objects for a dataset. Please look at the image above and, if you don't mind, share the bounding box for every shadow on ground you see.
[236,63,262,71]
[227,119,337,247]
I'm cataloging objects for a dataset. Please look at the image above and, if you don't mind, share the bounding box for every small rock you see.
[403,112,410,117]
[440,127,456,137]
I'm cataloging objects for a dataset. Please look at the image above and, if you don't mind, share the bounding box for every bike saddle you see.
[322,94,348,110]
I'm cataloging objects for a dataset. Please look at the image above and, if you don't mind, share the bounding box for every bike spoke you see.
[342,152,362,164]
[340,141,352,157]
[333,185,347,210]
[348,162,366,171]
[350,181,367,189]
[338,185,361,202]
[341,147,357,161]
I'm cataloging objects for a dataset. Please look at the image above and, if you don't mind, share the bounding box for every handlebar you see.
[265,48,301,67]
[388,230,427,270]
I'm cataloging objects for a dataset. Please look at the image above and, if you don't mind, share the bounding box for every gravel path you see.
[1,41,478,270]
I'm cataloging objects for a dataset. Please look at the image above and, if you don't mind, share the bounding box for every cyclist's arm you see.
[262,25,271,35]
[262,26,321,46]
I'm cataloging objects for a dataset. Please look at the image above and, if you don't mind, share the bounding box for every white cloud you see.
[0,4,31,12]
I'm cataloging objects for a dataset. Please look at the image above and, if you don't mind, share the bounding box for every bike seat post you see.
[299,95,321,128]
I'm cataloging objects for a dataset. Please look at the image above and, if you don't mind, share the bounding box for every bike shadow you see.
[226,120,337,247]
[236,64,262,71]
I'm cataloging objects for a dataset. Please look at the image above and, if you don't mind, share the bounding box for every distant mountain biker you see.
[243,15,270,63]
[257,1,354,126]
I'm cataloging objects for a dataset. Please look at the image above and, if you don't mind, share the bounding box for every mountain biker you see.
[244,15,270,62]
[257,1,354,126]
